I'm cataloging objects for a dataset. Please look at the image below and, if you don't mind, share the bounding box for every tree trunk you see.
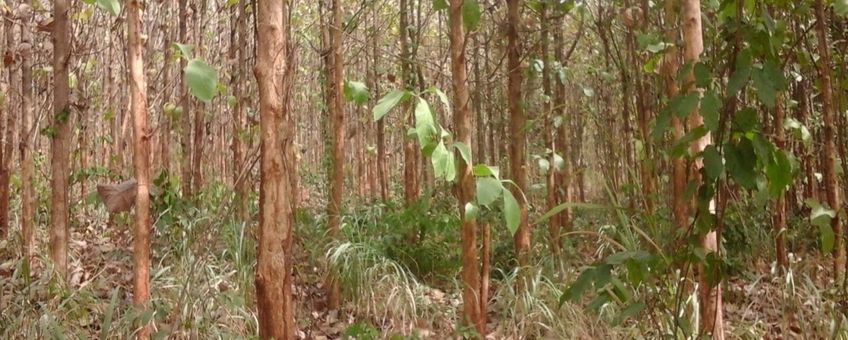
[325,0,345,310]
[50,0,73,280]
[814,0,845,284]
[506,0,530,267]
[663,0,687,232]
[20,12,35,264]
[254,0,296,337]
[400,0,419,205]
[232,0,249,221]
[540,2,561,256]
[0,14,16,241]
[680,0,724,337]
[128,0,151,336]
[179,0,193,196]
[448,0,484,335]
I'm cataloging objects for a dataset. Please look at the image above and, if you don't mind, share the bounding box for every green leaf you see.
[173,43,194,59]
[184,59,218,102]
[433,0,448,10]
[724,140,757,189]
[343,80,369,104]
[727,49,752,95]
[837,0,848,17]
[431,141,456,181]
[533,202,614,225]
[373,89,408,121]
[95,0,121,15]
[694,62,711,88]
[462,0,482,31]
[464,202,479,221]
[700,91,721,133]
[613,302,647,326]
[472,164,499,179]
[703,145,724,180]
[732,107,758,132]
[752,68,776,108]
[561,267,595,306]
[670,126,708,158]
[503,187,520,235]
[820,222,835,253]
[766,149,793,197]
[669,92,700,118]
[426,87,452,114]
[414,98,438,145]
[476,177,503,207]
[453,142,472,166]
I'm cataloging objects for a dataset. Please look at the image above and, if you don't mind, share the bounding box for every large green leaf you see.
[700,91,720,133]
[669,92,700,118]
[184,59,218,103]
[173,43,194,59]
[476,177,503,207]
[343,80,369,104]
[724,140,757,189]
[462,0,482,31]
[464,202,479,221]
[766,149,793,197]
[414,98,438,146]
[503,187,520,235]
[431,141,456,181]
[837,0,848,17]
[96,0,121,15]
[433,0,448,10]
[454,142,472,166]
[694,62,711,88]
[372,89,408,121]
[561,267,595,305]
[702,145,724,180]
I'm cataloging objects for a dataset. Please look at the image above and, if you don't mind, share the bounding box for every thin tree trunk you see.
[401,0,419,205]
[325,0,345,310]
[179,0,193,196]
[128,0,151,336]
[506,0,530,266]
[0,14,15,241]
[814,0,845,284]
[50,0,73,280]
[254,0,295,336]
[540,2,561,256]
[20,12,35,264]
[680,0,723,337]
[448,0,484,334]
[232,0,249,221]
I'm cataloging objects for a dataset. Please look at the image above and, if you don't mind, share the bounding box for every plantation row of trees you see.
[2,0,848,338]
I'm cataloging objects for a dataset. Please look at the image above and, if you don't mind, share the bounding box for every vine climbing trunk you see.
[254,0,295,336]
[128,0,151,336]
[814,0,845,284]
[448,0,484,335]
[50,0,72,280]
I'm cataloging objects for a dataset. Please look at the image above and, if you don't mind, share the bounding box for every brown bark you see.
[662,0,687,232]
[680,0,723,337]
[0,14,16,241]
[128,0,151,336]
[325,0,345,310]
[400,0,419,204]
[774,95,788,270]
[232,0,249,221]
[255,0,296,337]
[506,0,530,267]
[178,0,193,196]
[50,0,73,280]
[540,2,561,256]
[814,0,845,284]
[553,13,572,251]
[190,0,207,194]
[20,12,35,263]
[448,0,484,335]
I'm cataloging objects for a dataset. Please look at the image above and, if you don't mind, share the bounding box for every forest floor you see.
[0,196,845,339]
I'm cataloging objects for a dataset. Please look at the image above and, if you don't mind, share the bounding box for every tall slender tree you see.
[326,0,345,310]
[128,0,151,337]
[814,0,844,284]
[50,0,73,280]
[506,0,529,267]
[254,0,295,336]
[448,0,484,334]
